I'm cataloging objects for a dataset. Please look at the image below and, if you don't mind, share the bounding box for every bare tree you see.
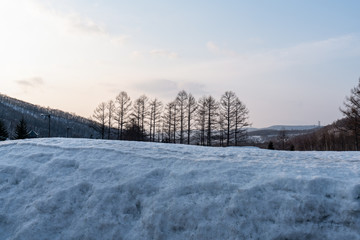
[218,114,226,146]
[131,95,149,140]
[106,100,116,139]
[176,90,188,144]
[131,98,142,129]
[149,102,154,141]
[91,90,251,147]
[340,78,360,150]
[233,98,250,146]
[186,93,197,144]
[92,102,108,139]
[220,91,237,146]
[149,98,163,142]
[114,91,132,140]
[162,102,175,143]
[196,97,207,145]
[204,95,219,146]
[172,101,178,143]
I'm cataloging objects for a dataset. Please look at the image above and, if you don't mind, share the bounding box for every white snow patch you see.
[0,138,360,239]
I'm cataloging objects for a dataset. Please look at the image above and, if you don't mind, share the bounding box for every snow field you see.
[0,138,360,239]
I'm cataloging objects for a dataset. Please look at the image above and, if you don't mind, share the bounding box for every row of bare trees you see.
[92,90,250,146]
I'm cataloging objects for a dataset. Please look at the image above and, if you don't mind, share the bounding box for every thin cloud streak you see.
[203,35,360,79]
[16,77,44,87]
[149,49,179,59]
[206,41,237,57]
[67,15,106,35]
[132,79,206,99]
[15,77,45,93]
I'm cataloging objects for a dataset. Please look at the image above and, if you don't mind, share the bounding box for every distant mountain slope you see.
[247,125,320,132]
[0,93,100,138]
[264,125,320,131]
[247,125,322,143]
[290,118,358,151]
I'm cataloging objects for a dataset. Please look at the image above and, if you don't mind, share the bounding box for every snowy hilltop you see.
[1,138,360,239]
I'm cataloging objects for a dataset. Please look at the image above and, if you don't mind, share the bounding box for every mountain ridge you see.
[0,93,99,138]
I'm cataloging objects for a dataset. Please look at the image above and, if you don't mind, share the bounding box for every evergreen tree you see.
[0,120,9,140]
[268,141,274,150]
[290,144,295,151]
[123,119,146,141]
[15,117,28,139]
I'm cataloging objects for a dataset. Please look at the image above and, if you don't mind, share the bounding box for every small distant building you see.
[27,130,39,138]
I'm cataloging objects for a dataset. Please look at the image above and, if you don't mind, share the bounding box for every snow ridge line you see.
[0,140,136,155]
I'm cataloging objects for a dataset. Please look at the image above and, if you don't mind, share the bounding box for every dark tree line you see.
[0,119,9,140]
[14,117,28,139]
[92,90,250,146]
[289,121,357,151]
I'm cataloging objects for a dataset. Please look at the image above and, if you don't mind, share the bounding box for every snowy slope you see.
[264,125,320,131]
[0,138,360,240]
[246,125,319,132]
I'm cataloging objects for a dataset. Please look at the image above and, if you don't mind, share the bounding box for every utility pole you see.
[41,114,51,137]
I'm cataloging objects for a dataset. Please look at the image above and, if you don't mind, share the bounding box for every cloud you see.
[67,15,105,35]
[133,79,206,99]
[110,35,131,46]
[206,41,219,52]
[178,82,207,96]
[202,35,360,81]
[206,41,237,57]
[149,49,179,59]
[130,49,180,60]
[15,77,44,92]
[65,14,131,46]
[130,51,144,59]
[16,77,44,87]
[28,1,131,46]
[247,37,264,45]
[134,79,178,94]
[272,35,360,64]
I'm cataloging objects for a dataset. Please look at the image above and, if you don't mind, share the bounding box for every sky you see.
[0,0,360,128]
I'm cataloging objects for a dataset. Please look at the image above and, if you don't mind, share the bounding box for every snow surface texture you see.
[1,138,360,240]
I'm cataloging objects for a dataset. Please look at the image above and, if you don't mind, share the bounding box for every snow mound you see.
[1,138,360,239]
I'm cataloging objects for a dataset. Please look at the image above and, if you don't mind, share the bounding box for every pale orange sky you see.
[1,0,359,127]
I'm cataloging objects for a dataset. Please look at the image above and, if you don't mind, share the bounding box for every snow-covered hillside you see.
[1,139,360,239]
